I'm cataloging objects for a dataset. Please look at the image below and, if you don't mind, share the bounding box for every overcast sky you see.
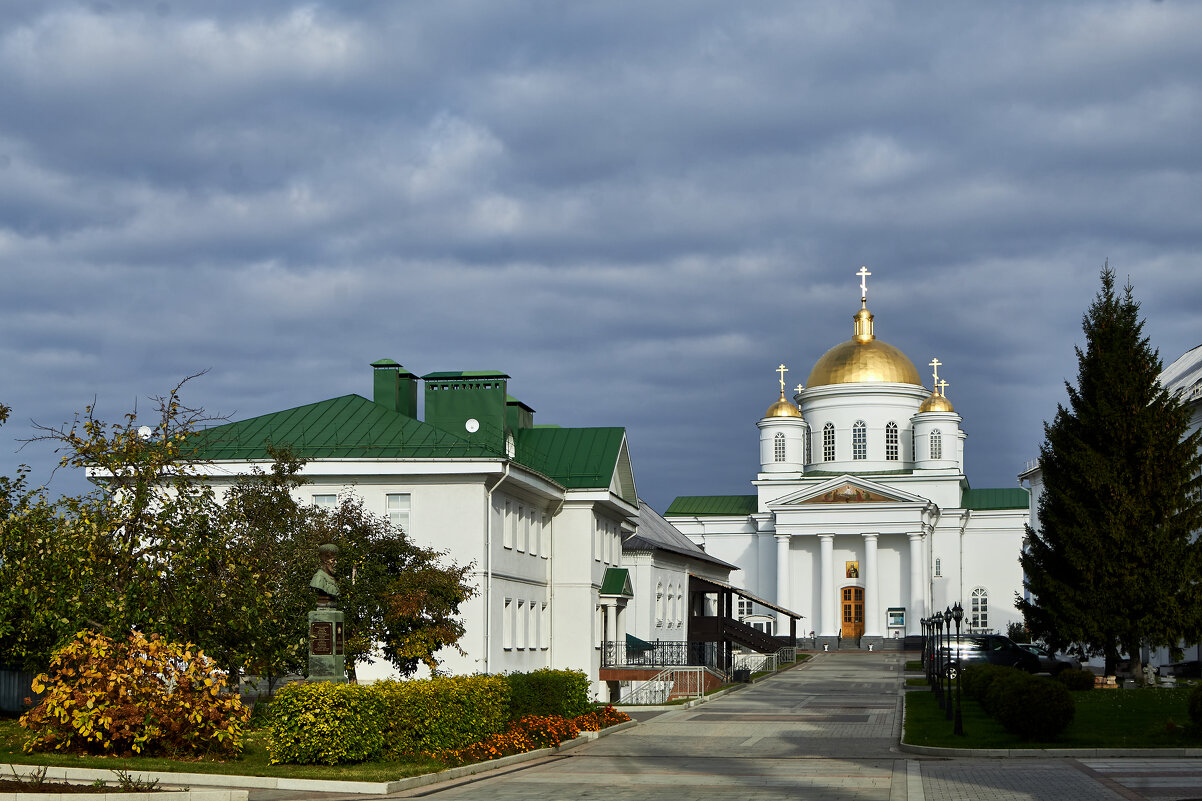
[2,1,1200,512]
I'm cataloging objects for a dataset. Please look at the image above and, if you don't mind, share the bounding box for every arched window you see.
[823,422,835,461]
[774,431,786,462]
[805,427,812,464]
[852,420,867,460]
[970,587,988,630]
[885,422,899,460]
[656,582,664,626]
[930,428,943,460]
[934,557,942,577]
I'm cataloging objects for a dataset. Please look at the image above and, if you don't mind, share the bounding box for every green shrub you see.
[981,668,1029,717]
[1188,683,1202,729]
[267,683,388,764]
[374,674,510,756]
[962,663,1020,703]
[993,674,1075,741]
[505,669,591,719]
[1056,668,1096,691]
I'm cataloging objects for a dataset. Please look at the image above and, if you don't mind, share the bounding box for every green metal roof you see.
[514,427,626,490]
[664,495,758,517]
[189,394,499,461]
[961,487,1030,510]
[189,393,629,495]
[600,567,633,596]
[422,371,509,380]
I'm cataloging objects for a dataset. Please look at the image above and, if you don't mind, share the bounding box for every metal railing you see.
[733,652,778,674]
[776,646,796,664]
[602,640,722,669]
[618,665,712,705]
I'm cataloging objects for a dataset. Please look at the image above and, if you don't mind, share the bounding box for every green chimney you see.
[371,359,418,418]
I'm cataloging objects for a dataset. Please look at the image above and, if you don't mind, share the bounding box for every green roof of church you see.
[961,487,1029,510]
[189,394,629,494]
[664,495,758,517]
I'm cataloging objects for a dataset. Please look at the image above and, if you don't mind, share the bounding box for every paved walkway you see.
[378,652,1202,801]
[189,653,1202,801]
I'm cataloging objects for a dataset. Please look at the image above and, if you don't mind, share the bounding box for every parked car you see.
[1017,643,1081,675]
[937,634,1040,679]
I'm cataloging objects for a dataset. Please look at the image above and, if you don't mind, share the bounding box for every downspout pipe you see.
[484,462,511,673]
[548,494,565,666]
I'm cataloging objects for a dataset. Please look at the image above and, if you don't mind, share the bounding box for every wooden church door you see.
[841,586,864,638]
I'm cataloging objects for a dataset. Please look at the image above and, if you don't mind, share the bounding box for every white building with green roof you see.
[190,360,641,688]
[666,273,1030,648]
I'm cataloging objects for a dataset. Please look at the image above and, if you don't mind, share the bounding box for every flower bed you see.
[437,706,630,766]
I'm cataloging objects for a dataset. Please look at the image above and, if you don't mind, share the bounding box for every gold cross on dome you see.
[857,266,872,300]
[938,379,949,397]
[777,364,788,393]
[795,383,804,395]
[929,357,942,385]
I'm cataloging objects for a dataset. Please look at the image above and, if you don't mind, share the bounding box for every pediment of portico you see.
[770,475,930,508]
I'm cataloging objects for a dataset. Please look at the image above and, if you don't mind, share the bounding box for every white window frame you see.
[885,422,899,461]
[970,587,989,630]
[931,428,943,460]
[312,494,337,509]
[852,420,867,460]
[385,492,411,534]
[823,422,835,462]
[503,599,513,649]
[774,431,786,462]
[516,504,526,553]
[503,500,514,549]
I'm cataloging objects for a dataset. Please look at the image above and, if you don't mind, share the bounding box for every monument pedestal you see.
[307,608,346,683]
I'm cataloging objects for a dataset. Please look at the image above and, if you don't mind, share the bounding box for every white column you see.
[908,533,925,634]
[863,533,881,637]
[605,603,617,645]
[819,534,835,636]
[775,533,791,631]
[617,602,626,642]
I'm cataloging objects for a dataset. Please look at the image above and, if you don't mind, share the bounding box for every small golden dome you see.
[918,390,955,413]
[807,304,922,387]
[765,391,803,418]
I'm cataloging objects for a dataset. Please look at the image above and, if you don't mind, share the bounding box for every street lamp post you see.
[934,614,945,709]
[952,602,965,735]
[943,607,954,721]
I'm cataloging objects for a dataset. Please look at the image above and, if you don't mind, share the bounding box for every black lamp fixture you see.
[952,602,965,735]
[943,606,954,721]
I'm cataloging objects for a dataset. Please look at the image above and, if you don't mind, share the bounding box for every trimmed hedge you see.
[1189,683,1202,730]
[268,683,388,764]
[374,674,510,756]
[505,669,591,720]
[267,669,594,764]
[960,662,1074,741]
[1056,668,1096,691]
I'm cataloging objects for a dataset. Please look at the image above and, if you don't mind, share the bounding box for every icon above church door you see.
[846,561,859,578]
[842,586,864,639]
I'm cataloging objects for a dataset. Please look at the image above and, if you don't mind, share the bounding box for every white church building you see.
[666,270,1030,648]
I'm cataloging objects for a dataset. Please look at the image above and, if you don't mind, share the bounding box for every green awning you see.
[600,567,633,597]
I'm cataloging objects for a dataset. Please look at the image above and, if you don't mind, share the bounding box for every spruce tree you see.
[1018,266,1202,676]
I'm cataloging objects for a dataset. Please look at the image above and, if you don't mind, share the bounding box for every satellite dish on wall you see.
[137,426,153,439]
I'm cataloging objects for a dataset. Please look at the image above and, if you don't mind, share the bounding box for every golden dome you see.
[765,390,803,418]
[918,390,955,413]
[807,304,922,387]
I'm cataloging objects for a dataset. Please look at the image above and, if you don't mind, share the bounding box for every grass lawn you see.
[0,719,443,782]
[905,660,922,672]
[905,686,1202,749]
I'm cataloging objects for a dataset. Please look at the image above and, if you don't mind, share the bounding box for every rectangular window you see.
[312,494,337,509]
[516,600,526,649]
[595,520,602,562]
[737,599,753,618]
[503,501,514,549]
[541,603,550,649]
[540,514,550,558]
[523,508,531,554]
[529,603,539,651]
[503,599,513,649]
[386,493,411,533]
[516,505,526,552]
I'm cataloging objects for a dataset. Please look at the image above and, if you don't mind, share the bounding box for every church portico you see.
[666,269,1030,647]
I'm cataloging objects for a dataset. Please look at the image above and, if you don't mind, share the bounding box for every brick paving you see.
[237,653,1202,801]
